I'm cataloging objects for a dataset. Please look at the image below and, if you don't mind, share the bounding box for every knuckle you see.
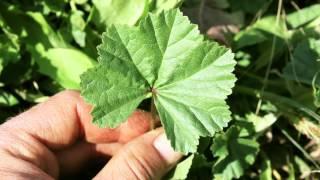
[122,146,154,180]
[56,90,80,99]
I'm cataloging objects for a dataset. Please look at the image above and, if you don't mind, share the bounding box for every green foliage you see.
[0,34,20,73]
[70,9,87,47]
[38,48,95,89]
[0,0,181,94]
[166,155,195,179]
[283,38,320,86]
[166,154,212,179]
[287,4,320,28]
[233,16,289,49]
[92,0,148,27]
[245,113,277,133]
[259,155,272,180]
[91,0,183,28]
[81,9,237,153]
[211,125,259,180]
[1,0,320,179]
[0,90,19,107]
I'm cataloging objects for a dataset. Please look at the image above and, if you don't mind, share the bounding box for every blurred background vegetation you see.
[1,0,320,179]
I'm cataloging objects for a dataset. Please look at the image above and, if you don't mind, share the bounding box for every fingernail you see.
[153,133,182,164]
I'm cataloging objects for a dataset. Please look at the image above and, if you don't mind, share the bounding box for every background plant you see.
[1,0,320,179]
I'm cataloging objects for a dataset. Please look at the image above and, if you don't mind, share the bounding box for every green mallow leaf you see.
[92,0,148,27]
[165,155,195,179]
[165,154,212,179]
[81,9,236,153]
[283,38,320,87]
[259,154,273,180]
[39,48,95,89]
[233,16,289,49]
[246,113,277,133]
[287,4,320,28]
[211,126,259,180]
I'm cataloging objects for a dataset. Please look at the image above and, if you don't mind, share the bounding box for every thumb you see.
[93,129,182,180]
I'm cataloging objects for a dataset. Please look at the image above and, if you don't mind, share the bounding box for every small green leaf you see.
[233,28,267,49]
[81,9,237,153]
[165,155,195,180]
[246,113,277,133]
[0,90,19,107]
[233,16,288,49]
[235,51,251,67]
[92,0,148,27]
[165,154,212,180]
[294,156,312,178]
[255,16,288,37]
[70,10,86,47]
[39,48,95,89]
[283,38,320,86]
[287,4,320,28]
[259,154,272,180]
[211,126,259,180]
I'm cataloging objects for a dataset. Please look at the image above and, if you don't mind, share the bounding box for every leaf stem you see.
[150,97,158,130]
[256,0,283,114]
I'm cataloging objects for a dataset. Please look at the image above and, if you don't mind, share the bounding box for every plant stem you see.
[256,0,283,114]
[150,97,156,129]
[280,127,320,168]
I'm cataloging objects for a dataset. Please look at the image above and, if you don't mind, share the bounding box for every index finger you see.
[1,90,152,150]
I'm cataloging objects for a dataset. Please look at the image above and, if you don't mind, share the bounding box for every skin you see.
[0,90,182,179]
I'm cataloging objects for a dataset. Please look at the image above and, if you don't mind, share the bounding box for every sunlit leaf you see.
[39,48,95,89]
[211,126,259,180]
[92,0,148,27]
[287,4,320,28]
[81,9,236,153]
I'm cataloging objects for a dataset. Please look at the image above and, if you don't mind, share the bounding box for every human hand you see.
[0,90,182,179]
